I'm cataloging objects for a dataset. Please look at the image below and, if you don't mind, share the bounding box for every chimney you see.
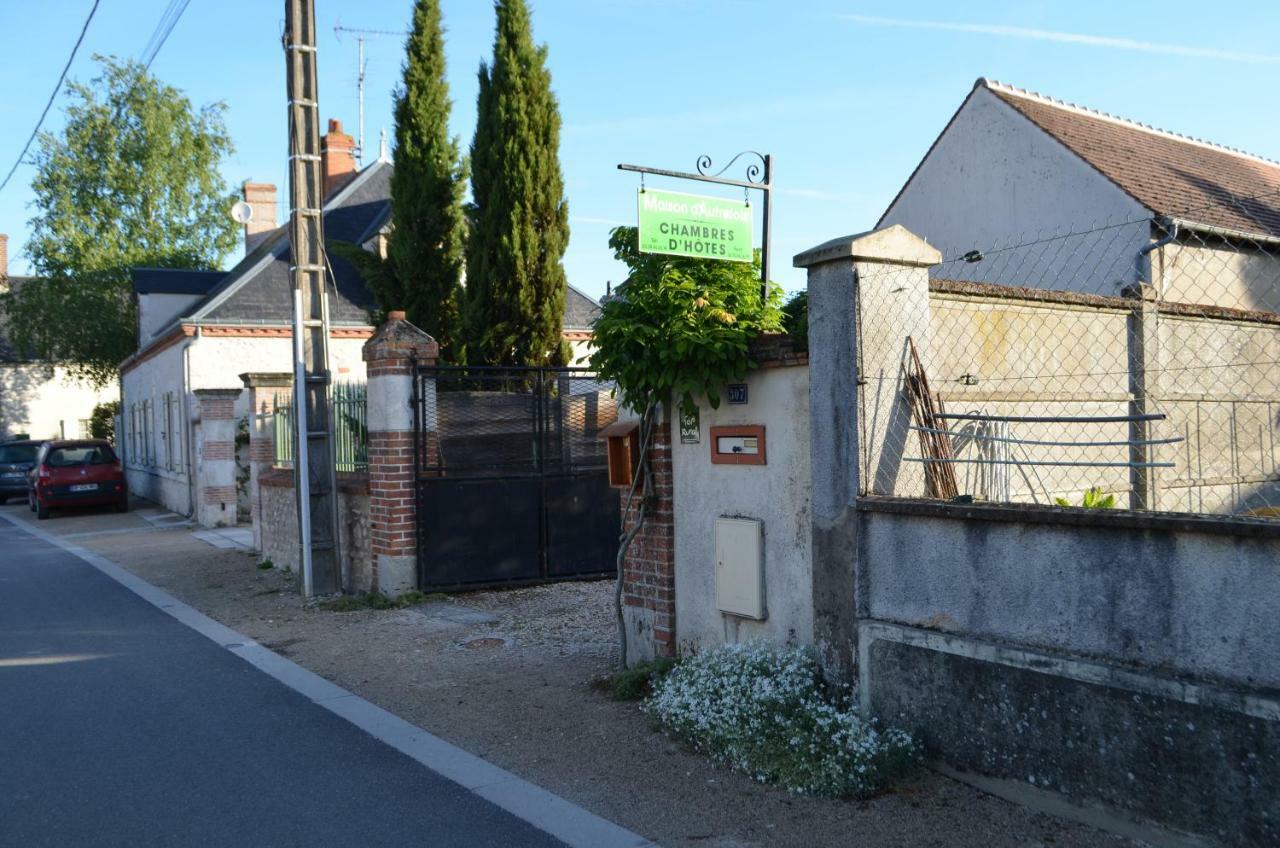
[0,233,8,280]
[241,182,277,253]
[321,119,357,199]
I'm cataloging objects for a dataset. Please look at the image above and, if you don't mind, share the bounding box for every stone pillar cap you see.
[193,387,243,398]
[362,311,439,362]
[793,224,941,269]
[239,371,293,388]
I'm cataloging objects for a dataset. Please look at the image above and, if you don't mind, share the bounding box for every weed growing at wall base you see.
[644,642,919,798]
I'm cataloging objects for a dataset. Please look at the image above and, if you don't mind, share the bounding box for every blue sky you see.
[3,1,1280,300]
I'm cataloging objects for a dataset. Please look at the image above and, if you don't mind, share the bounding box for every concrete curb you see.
[0,512,657,848]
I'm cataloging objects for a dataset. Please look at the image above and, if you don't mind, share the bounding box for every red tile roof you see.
[985,80,1280,239]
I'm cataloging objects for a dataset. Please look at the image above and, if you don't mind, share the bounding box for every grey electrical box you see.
[714,517,764,619]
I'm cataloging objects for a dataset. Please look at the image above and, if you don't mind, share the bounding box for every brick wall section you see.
[203,485,237,504]
[200,397,236,421]
[622,417,677,656]
[368,431,416,560]
[202,440,235,461]
[249,437,274,462]
[749,332,809,369]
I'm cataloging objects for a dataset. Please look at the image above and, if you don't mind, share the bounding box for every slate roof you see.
[132,268,226,296]
[984,80,1280,239]
[189,161,389,328]
[563,283,601,330]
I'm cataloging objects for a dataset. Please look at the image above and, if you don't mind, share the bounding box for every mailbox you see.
[600,419,641,488]
[709,425,766,466]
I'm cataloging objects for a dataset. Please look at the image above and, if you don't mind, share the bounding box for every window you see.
[161,392,183,472]
[47,445,116,466]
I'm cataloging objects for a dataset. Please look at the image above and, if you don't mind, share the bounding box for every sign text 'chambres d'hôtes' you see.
[637,188,753,263]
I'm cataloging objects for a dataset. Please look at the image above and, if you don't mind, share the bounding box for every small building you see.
[880,78,1280,311]
[0,234,118,441]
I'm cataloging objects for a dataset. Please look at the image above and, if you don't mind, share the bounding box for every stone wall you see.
[856,497,1280,845]
[258,469,373,592]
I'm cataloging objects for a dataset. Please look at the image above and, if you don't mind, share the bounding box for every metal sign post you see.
[618,152,773,296]
[285,0,341,596]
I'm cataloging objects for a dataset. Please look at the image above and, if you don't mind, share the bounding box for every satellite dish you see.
[231,201,254,224]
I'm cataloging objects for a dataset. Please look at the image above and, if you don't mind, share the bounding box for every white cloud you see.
[839,14,1280,65]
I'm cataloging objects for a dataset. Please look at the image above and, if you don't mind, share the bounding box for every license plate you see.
[70,484,97,492]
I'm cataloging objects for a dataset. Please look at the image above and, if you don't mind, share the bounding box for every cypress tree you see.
[465,0,569,366]
[386,0,468,361]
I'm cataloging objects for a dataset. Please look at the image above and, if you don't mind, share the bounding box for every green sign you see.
[637,188,752,263]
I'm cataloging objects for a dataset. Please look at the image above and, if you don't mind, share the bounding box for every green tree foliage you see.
[465,0,569,366]
[781,290,808,351]
[378,0,468,362]
[89,400,120,442]
[0,56,237,387]
[589,227,783,415]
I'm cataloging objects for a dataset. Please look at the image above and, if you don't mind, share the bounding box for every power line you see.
[0,0,101,196]
[141,0,194,69]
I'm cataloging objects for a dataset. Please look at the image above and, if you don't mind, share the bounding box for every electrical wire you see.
[0,0,101,195]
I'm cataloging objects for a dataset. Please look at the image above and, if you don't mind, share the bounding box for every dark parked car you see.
[0,439,42,503]
[26,440,128,520]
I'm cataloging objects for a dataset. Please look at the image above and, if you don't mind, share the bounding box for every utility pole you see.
[286,0,341,596]
[334,25,407,167]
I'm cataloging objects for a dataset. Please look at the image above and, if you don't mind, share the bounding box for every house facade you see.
[119,135,387,526]
[0,234,118,442]
[880,78,1280,312]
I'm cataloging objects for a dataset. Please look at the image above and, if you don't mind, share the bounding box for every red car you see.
[27,439,128,520]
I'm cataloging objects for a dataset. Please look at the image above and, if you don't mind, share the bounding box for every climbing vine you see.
[588,227,783,415]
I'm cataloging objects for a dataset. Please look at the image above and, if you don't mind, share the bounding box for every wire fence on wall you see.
[272,381,367,473]
[858,191,1280,519]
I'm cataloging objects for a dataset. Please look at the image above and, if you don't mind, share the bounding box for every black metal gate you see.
[413,365,622,591]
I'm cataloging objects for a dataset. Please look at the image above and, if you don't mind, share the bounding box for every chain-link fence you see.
[858,191,1280,519]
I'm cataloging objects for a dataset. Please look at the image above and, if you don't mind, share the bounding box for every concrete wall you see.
[672,364,813,653]
[258,469,372,592]
[0,363,117,441]
[856,498,1280,845]
[1160,238,1280,314]
[858,278,1280,514]
[880,85,1151,295]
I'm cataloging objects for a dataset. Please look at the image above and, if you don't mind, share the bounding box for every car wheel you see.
[115,498,129,513]
[36,503,49,520]
[28,492,36,512]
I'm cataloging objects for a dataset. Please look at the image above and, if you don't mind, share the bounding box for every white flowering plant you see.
[644,641,919,798]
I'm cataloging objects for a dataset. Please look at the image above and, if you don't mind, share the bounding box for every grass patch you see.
[319,590,447,612]
[593,658,676,701]
[257,559,274,570]
[645,642,920,798]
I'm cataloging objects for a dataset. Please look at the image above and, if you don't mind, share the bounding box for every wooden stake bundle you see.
[905,337,959,500]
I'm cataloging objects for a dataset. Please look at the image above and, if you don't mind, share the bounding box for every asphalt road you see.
[0,518,565,848]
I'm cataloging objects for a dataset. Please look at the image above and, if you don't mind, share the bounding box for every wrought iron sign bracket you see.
[618,152,773,298]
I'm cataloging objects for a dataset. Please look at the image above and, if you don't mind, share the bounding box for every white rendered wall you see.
[881,87,1151,295]
[672,366,813,652]
[0,364,117,441]
[120,340,191,515]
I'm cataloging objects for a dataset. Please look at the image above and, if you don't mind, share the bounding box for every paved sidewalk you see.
[0,510,649,848]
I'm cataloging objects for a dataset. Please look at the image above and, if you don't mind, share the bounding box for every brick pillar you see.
[239,372,292,552]
[621,409,677,662]
[193,388,242,528]
[362,310,438,595]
